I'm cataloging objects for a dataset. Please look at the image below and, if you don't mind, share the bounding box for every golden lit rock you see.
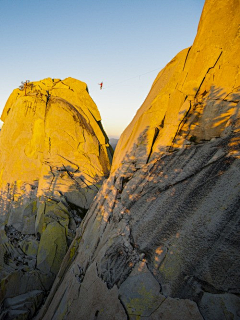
[37,1,240,320]
[0,77,112,317]
[112,0,240,173]
[0,77,112,231]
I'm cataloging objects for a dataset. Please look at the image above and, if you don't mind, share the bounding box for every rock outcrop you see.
[36,1,240,319]
[0,77,112,319]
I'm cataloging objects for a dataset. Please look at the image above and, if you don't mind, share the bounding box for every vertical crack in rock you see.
[182,46,192,71]
[146,127,160,163]
[51,287,68,320]
[194,51,223,98]
[47,164,55,192]
[48,137,51,154]
[118,296,130,320]
[46,90,51,105]
[168,99,192,151]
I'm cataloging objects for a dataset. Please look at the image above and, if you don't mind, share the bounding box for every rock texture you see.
[36,0,240,319]
[0,77,112,319]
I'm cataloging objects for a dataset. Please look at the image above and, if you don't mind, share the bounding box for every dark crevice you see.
[46,96,95,136]
[60,81,74,92]
[128,223,137,252]
[56,154,79,172]
[94,310,100,319]
[75,264,85,284]
[182,47,192,71]
[139,298,167,318]
[160,115,165,128]
[51,287,68,320]
[223,99,239,103]
[48,137,51,153]
[64,197,88,220]
[118,296,130,320]
[88,109,114,158]
[146,127,160,163]
[127,295,167,318]
[180,72,189,90]
[146,261,164,292]
[48,164,55,191]
[195,51,223,98]
[222,86,240,101]
[46,90,51,105]
[61,164,91,194]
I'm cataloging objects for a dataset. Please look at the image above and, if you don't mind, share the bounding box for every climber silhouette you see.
[99,82,103,90]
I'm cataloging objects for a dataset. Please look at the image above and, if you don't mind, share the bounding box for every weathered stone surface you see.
[1,290,44,320]
[0,77,112,317]
[198,292,240,320]
[19,238,39,256]
[42,263,127,320]
[118,262,203,320]
[36,1,240,319]
[0,270,45,303]
[119,262,165,318]
[147,297,203,320]
[37,221,67,275]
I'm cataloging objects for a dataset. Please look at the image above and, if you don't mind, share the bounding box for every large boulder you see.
[37,1,240,319]
[0,77,112,318]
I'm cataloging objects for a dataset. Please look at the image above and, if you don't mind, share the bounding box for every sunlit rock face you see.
[36,1,240,319]
[112,0,240,174]
[0,77,112,319]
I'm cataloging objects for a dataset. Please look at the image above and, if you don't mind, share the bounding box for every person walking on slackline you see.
[99,82,103,90]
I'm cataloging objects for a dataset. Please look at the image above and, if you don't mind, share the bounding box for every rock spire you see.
[0,77,112,319]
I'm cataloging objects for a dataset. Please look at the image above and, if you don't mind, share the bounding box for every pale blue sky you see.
[0,0,205,138]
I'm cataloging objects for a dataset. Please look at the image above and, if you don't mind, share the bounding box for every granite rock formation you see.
[36,0,240,319]
[0,77,112,319]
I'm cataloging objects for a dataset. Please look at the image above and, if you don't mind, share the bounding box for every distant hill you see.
[109,138,119,150]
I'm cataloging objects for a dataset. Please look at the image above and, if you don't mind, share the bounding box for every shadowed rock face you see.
[0,77,112,319]
[35,1,240,319]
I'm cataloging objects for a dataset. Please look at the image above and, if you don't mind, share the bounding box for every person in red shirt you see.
[99,82,103,90]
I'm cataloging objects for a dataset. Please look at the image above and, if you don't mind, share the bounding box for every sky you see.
[0,0,205,138]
